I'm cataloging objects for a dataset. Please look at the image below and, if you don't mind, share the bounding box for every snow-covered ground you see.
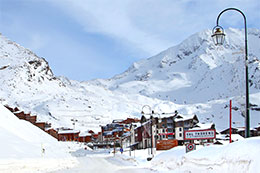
[43,137,260,173]
[51,137,260,173]
[1,103,259,173]
[0,104,78,173]
[152,137,260,172]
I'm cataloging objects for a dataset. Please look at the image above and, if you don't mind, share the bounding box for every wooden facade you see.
[58,131,80,141]
[46,128,58,139]
[78,135,92,143]
[35,122,46,130]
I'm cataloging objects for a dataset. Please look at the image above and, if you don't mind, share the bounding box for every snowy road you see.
[51,156,155,173]
[49,149,157,173]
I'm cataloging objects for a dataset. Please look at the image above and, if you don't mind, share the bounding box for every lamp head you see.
[212,26,225,45]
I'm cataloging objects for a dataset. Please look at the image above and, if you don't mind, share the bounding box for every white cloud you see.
[48,0,259,57]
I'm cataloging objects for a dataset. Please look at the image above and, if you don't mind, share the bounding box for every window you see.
[179,133,182,137]
[168,129,173,132]
[179,128,182,131]
[168,135,174,139]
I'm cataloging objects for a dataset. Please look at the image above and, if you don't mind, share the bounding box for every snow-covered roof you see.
[112,128,123,132]
[79,131,92,137]
[216,134,244,141]
[175,114,196,122]
[236,127,245,132]
[112,119,124,123]
[131,122,141,127]
[58,130,80,134]
[191,123,214,130]
[13,110,23,114]
[103,131,113,136]
[253,124,260,129]
[134,123,142,129]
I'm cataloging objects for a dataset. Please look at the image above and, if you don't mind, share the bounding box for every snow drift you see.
[152,137,260,172]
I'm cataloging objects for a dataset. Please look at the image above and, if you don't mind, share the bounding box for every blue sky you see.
[0,0,259,81]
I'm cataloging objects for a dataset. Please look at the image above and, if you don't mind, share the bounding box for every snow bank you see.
[152,137,260,172]
[0,104,78,172]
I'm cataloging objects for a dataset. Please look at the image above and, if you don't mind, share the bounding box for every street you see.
[50,149,157,173]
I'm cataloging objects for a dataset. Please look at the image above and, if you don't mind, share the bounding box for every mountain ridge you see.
[0,28,259,132]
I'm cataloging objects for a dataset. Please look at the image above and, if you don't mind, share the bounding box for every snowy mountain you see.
[103,28,260,103]
[0,28,259,132]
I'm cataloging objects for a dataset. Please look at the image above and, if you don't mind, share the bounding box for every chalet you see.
[91,133,99,143]
[4,105,19,113]
[57,129,80,141]
[174,114,199,145]
[220,127,256,137]
[156,113,180,140]
[25,115,37,124]
[34,122,46,130]
[99,117,142,149]
[216,133,244,144]
[14,111,27,119]
[101,122,125,146]
[78,131,92,143]
[220,127,239,135]
[46,128,58,139]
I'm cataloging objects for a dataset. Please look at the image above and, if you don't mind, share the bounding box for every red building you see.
[46,128,58,139]
[78,131,92,143]
[58,130,80,141]
[35,122,46,130]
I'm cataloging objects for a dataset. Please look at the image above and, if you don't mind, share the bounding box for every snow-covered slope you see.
[0,33,164,131]
[152,136,260,172]
[104,29,260,103]
[0,29,259,132]
[0,104,77,172]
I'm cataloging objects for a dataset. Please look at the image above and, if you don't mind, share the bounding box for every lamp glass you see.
[212,27,225,45]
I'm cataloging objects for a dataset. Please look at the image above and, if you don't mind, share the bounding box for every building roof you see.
[58,129,80,134]
[112,119,124,123]
[175,114,197,122]
[103,131,113,136]
[191,123,214,130]
[79,131,92,137]
[216,134,244,141]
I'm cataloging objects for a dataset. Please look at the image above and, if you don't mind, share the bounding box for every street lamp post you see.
[212,8,250,138]
[141,105,154,159]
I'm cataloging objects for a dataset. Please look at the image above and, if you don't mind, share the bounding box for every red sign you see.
[156,139,178,150]
[186,143,196,153]
[158,132,175,136]
[184,129,216,140]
